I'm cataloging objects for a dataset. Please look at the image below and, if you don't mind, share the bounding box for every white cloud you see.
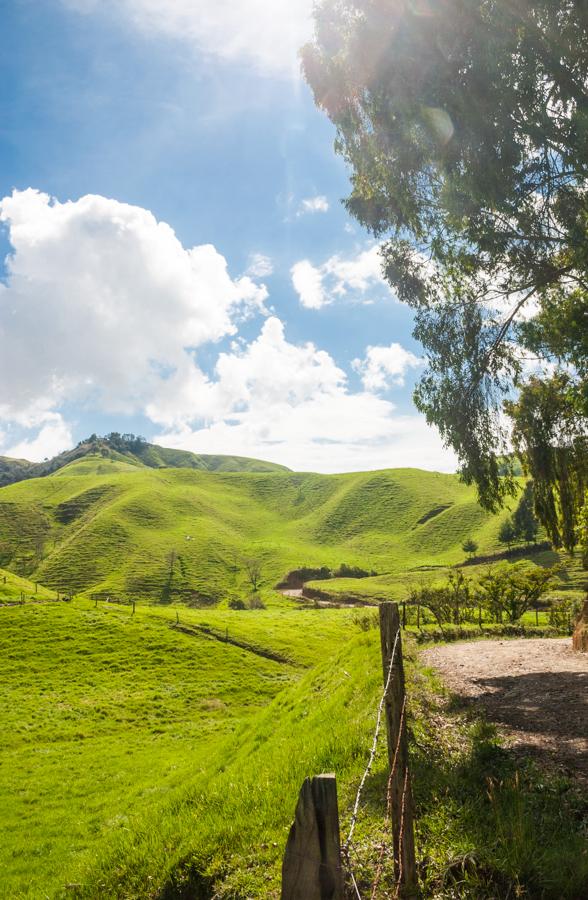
[62,0,314,78]
[291,260,326,310]
[299,196,329,215]
[0,187,267,429]
[3,415,73,463]
[246,253,274,278]
[291,244,389,309]
[353,344,423,391]
[0,189,455,473]
[154,316,457,473]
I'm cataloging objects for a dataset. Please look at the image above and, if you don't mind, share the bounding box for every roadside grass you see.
[54,627,588,900]
[410,664,588,899]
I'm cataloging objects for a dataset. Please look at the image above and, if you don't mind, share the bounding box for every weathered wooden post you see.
[402,600,407,629]
[379,602,418,896]
[132,599,136,615]
[281,774,343,900]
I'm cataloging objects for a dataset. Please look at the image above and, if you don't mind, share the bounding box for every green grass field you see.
[1,454,586,897]
[1,599,585,899]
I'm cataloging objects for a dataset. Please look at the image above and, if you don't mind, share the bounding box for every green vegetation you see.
[0,453,581,606]
[1,450,585,897]
[1,601,585,898]
[303,0,588,559]
[0,433,289,488]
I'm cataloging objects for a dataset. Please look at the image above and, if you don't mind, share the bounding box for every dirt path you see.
[422,638,588,778]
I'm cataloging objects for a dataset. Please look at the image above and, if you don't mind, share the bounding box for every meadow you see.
[1,452,586,897]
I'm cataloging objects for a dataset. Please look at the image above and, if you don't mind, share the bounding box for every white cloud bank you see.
[0,188,267,456]
[0,188,456,473]
[291,244,388,309]
[63,0,314,78]
[154,317,456,473]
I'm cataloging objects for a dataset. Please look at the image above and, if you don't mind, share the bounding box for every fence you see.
[281,602,417,899]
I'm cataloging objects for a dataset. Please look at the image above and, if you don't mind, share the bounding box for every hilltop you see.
[0,452,579,603]
[0,433,290,487]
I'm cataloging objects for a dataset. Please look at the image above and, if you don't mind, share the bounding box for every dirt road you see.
[422,638,588,777]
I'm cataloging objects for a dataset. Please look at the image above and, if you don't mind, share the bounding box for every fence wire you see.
[342,626,402,898]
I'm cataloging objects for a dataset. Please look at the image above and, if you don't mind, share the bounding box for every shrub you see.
[247,595,266,610]
[228,598,246,610]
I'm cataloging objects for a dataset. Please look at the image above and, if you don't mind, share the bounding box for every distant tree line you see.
[78,433,148,454]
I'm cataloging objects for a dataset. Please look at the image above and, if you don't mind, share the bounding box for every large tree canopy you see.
[303,0,588,555]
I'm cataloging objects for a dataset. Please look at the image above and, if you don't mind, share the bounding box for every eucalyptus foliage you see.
[303,0,588,553]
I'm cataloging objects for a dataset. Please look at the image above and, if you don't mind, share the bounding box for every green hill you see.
[0,433,290,488]
[1,454,575,604]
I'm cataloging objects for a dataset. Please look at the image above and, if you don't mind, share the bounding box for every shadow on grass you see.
[407,690,588,899]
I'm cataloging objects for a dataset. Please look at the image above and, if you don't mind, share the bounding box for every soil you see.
[422,638,588,778]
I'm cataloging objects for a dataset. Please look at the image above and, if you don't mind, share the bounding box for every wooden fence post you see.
[281,774,344,900]
[379,602,418,896]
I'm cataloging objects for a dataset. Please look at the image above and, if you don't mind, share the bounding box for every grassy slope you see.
[0,600,360,898]
[1,598,585,898]
[1,457,566,604]
[0,566,57,602]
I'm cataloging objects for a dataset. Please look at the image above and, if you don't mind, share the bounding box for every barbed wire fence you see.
[281,601,417,900]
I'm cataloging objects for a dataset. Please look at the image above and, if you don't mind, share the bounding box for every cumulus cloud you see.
[299,196,329,215]
[0,187,267,430]
[154,316,457,473]
[353,344,423,391]
[0,188,455,473]
[291,244,389,309]
[62,0,314,77]
[290,260,326,310]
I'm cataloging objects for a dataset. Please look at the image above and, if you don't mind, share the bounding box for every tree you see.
[513,482,540,545]
[477,564,558,623]
[244,557,263,592]
[462,539,478,560]
[303,0,588,557]
[498,518,517,551]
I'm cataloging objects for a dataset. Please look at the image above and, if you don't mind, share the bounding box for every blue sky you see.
[0,0,456,472]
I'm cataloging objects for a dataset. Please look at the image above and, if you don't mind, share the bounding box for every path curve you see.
[421,638,588,778]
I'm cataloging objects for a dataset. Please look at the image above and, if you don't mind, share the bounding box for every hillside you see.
[0,454,575,603]
[0,434,290,487]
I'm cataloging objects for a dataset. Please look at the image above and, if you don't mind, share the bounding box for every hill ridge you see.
[0,433,290,487]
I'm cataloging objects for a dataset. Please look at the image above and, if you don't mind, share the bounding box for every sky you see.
[0,0,457,473]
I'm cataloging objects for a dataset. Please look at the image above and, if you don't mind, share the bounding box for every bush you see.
[247,595,266,610]
[228,598,246,610]
[333,563,376,579]
[548,596,582,632]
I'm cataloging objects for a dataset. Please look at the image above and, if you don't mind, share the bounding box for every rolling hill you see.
[0,445,576,604]
[0,433,290,487]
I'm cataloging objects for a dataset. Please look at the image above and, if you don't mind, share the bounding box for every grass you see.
[1,599,585,898]
[0,456,582,605]
[0,599,362,898]
[1,457,586,897]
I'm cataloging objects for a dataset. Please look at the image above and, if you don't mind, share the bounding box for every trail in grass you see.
[422,638,588,778]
